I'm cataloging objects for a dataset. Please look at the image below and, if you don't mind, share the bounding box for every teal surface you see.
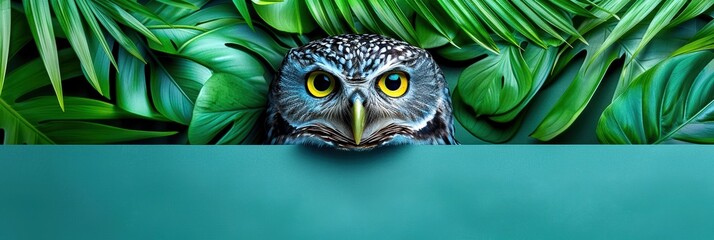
[2,145,714,239]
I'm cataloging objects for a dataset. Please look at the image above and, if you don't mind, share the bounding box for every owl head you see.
[266,34,456,150]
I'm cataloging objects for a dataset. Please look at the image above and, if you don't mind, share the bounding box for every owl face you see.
[267,34,456,150]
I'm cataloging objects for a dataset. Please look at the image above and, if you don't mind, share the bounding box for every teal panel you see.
[1,146,714,239]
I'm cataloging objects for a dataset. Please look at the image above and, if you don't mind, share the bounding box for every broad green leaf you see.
[143,0,209,23]
[437,0,498,53]
[23,0,64,110]
[38,121,176,144]
[254,0,316,34]
[597,51,714,144]
[116,36,164,119]
[13,97,135,124]
[52,0,107,96]
[0,0,10,95]
[531,24,623,141]
[490,45,558,123]
[457,45,532,117]
[0,98,53,144]
[176,24,287,74]
[98,0,165,23]
[76,0,117,70]
[149,55,210,125]
[189,73,267,144]
[306,0,348,35]
[233,0,254,29]
[550,0,596,18]
[253,0,284,5]
[87,30,112,99]
[615,20,704,99]
[452,89,523,143]
[573,0,628,39]
[367,0,418,45]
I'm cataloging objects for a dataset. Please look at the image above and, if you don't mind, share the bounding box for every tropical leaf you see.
[452,89,524,143]
[189,73,267,144]
[0,0,11,96]
[253,0,316,34]
[1,49,175,144]
[597,51,714,144]
[23,0,64,110]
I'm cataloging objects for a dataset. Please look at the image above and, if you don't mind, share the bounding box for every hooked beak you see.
[351,98,366,145]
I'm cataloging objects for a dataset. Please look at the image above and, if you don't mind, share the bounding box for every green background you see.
[2,145,714,239]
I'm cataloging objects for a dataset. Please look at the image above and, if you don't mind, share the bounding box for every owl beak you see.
[351,98,366,145]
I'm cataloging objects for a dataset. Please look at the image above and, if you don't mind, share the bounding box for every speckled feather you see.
[266,34,457,150]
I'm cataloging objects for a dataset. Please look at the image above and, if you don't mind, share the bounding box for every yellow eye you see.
[377,71,408,97]
[306,71,336,98]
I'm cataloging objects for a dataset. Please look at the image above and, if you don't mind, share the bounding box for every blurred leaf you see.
[52,0,108,96]
[189,73,267,144]
[597,51,714,144]
[457,44,532,117]
[0,0,10,96]
[254,0,316,34]
[23,0,64,110]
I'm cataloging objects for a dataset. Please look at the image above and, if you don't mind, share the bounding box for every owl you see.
[266,34,456,150]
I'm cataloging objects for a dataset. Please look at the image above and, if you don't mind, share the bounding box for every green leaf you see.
[90,1,146,63]
[189,73,267,144]
[233,0,254,29]
[367,0,418,45]
[467,0,519,47]
[672,20,714,57]
[517,0,585,45]
[597,51,714,144]
[0,0,11,96]
[436,0,498,54]
[52,0,108,96]
[482,0,547,48]
[406,0,457,46]
[149,55,210,125]
[306,0,349,35]
[414,15,451,49]
[457,44,532,117]
[348,0,388,34]
[628,0,686,63]
[490,45,558,123]
[76,0,118,70]
[531,24,623,141]
[1,97,53,144]
[23,0,64,110]
[38,121,176,144]
[94,0,162,44]
[254,0,316,34]
[116,37,164,119]
[157,0,199,10]
[452,89,523,143]
[591,0,662,61]
[436,42,490,61]
[667,1,714,27]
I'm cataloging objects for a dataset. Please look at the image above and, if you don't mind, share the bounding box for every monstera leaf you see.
[188,73,267,144]
[597,51,714,144]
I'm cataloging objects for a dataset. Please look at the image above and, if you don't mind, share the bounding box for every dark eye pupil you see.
[385,73,401,90]
[313,74,331,91]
